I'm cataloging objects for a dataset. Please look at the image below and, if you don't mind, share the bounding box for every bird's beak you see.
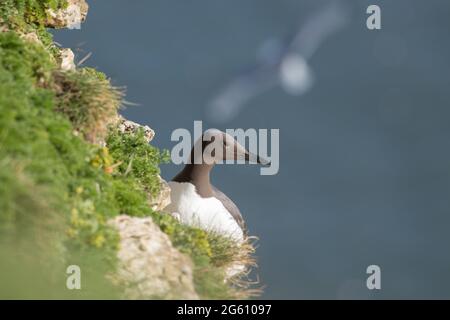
[257,155,271,167]
[245,150,271,167]
[232,139,271,166]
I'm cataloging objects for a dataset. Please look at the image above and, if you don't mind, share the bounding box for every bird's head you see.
[191,129,271,167]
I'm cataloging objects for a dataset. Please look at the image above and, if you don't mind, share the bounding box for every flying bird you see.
[206,1,350,124]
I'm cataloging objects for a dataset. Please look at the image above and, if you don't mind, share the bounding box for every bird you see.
[206,1,350,124]
[164,129,270,242]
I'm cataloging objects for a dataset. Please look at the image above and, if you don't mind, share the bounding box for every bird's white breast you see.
[165,182,244,242]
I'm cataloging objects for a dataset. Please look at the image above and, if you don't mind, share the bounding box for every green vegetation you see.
[52,68,123,143]
[0,1,257,300]
[0,0,68,29]
[153,212,257,299]
[107,129,170,199]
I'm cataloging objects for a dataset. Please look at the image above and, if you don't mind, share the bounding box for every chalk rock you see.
[45,0,89,29]
[57,48,76,71]
[150,175,171,211]
[117,116,155,143]
[20,32,41,44]
[108,215,199,299]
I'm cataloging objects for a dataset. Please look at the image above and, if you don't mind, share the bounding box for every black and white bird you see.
[207,1,350,123]
[165,129,270,242]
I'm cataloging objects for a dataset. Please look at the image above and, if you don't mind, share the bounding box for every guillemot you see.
[165,129,269,242]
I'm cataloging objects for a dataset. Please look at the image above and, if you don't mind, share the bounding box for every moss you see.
[0,31,54,84]
[0,162,64,298]
[152,212,212,259]
[0,32,153,298]
[149,210,257,299]
[106,128,170,197]
[35,25,59,56]
[1,1,67,59]
[0,0,68,29]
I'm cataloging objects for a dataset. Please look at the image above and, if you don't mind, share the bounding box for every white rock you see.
[58,48,76,71]
[150,175,171,211]
[108,215,199,299]
[45,0,89,29]
[116,115,155,143]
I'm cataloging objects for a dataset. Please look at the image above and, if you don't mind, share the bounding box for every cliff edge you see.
[0,0,257,299]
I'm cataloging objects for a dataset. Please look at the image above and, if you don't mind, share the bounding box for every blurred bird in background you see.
[207,1,351,124]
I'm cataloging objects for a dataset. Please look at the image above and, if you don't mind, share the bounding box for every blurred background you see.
[52,0,450,299]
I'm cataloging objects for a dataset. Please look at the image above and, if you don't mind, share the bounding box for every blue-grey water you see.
[52,0,450,299]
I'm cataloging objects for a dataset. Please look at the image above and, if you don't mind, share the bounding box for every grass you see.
[0,31,137,298]
[0,0,67,57]
[106,127,170,198]
[152,212,260,299]
[0,0,68,29]
[0,1,259,299]
[52,68,123,143]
